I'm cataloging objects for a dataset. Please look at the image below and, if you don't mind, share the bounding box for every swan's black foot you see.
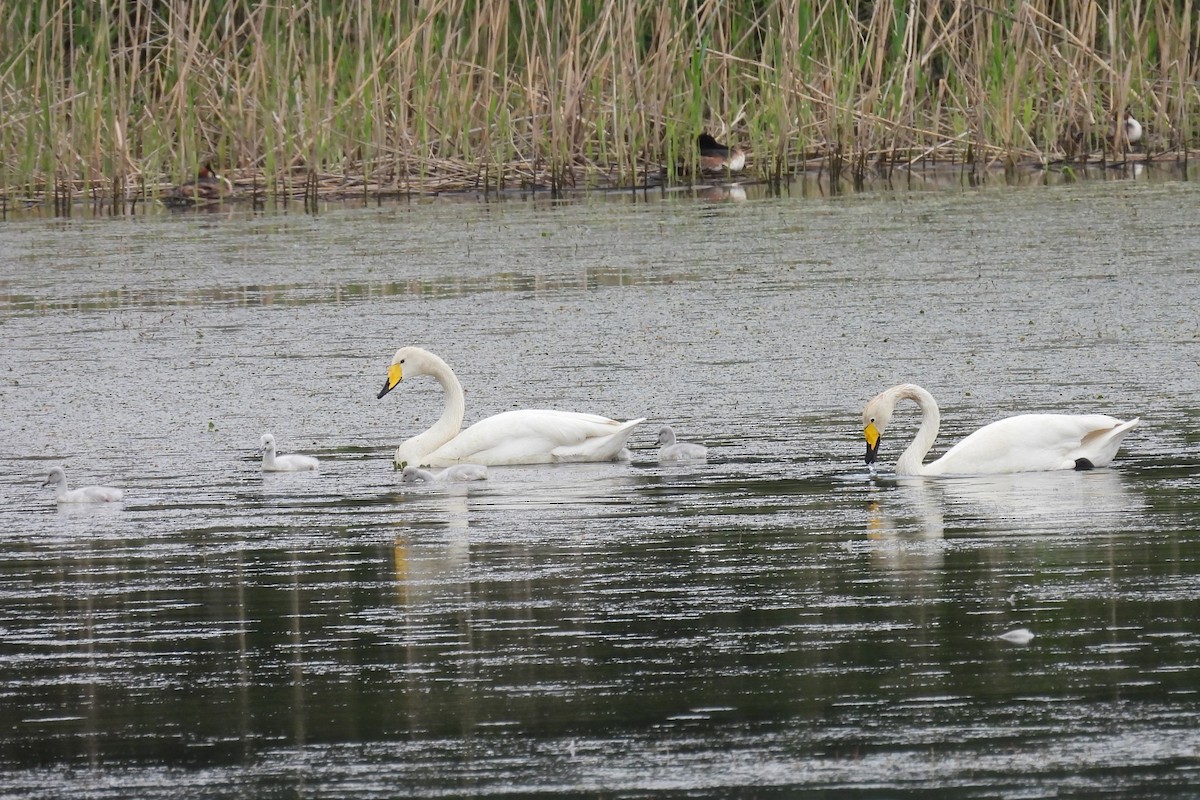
[1074,458,1095,471]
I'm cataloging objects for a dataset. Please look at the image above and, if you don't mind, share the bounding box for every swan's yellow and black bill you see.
[864,422,881,465]
[377,363,403,399]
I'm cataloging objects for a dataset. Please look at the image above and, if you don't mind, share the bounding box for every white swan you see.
[42,466,123,503]
[862,384,1139,476]
[377,346,645,467]
[657,426,708,462]
[401,464,489,483]
[259,433,319,472]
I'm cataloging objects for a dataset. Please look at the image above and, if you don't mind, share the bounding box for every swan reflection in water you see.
[393,492,472,607]
[866,468,1141,580]
[935,468,1140,529]
[865,482,946,582]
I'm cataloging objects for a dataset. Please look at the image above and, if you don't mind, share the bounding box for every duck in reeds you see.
[1120,111,1143,146]
[163,163,233,206]
[698,133,745,173]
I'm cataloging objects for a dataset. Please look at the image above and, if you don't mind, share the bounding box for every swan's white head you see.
[378,346,448,399]
[258,433,276,456]
[657,426,676,446]
[42,466,67,487]
[861,390,898,466]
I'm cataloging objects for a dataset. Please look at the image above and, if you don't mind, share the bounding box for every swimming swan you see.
[862,384,1139,476]
[657,426,708,462]
[377,346,645,467]
[401,464,489,483]
[42,466,123,503]
[259,433,319,472]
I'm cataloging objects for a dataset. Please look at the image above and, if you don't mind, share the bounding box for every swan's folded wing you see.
[932,413,1136,475]
[427,410,645,466]
[1072,416,1139,467]
[71,486,123,503]
[550,416,645,463]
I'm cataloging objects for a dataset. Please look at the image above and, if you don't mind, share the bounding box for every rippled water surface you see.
[2,177,1199,797]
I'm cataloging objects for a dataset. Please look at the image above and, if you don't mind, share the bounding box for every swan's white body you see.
[43,466,123,503]
[656,426,708,462]
[401,464,489,483]
[862,384,1139,477]
[259,433,319,472]
[378,346,644,468]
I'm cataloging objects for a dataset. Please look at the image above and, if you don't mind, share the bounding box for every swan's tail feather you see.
[1076,417,1140,468]
[551,417,645,463]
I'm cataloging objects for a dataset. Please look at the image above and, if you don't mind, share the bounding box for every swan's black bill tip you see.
[1074,458,1095,471]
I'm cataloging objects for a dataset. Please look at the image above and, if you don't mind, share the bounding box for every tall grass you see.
[2,0,1198,204]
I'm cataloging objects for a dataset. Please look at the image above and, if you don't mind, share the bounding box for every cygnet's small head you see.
[400,465,424,483]
[657,426,677,446]
[862,393,895,466]
[259,433,276,456]
[42,466,66,487]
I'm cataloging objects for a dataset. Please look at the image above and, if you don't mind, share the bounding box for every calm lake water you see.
[2,171,1199,798]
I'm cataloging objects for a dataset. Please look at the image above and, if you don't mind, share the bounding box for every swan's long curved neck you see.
[395,354,467,466]
[423,356,466,446]
[892,384,941,476]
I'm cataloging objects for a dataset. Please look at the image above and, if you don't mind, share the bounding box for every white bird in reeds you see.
[656,426,709,462]
[259,433,319,472]
[1121,111,1143,145]
[862,384,1139,476]
[400,464,489,483]
[377,346,644,468]
[42,466,123,503]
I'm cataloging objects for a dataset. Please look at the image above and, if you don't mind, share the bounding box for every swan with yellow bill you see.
[862,384,1138,476]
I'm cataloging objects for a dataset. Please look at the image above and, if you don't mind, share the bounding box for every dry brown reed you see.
[2,0,1198,206]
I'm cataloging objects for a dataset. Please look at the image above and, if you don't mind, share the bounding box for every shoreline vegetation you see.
[2,0,1198,209]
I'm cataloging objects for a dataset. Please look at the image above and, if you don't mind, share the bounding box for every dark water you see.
[1,174,1199,797]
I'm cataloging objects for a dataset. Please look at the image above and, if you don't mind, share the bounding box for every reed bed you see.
[2,0,1198,206]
